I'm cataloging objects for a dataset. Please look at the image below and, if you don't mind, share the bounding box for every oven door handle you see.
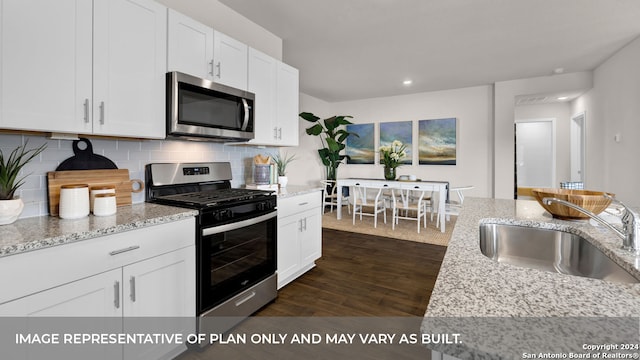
[202,211,276,237]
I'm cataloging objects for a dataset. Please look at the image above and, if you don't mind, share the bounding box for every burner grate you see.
[157,188,272,207]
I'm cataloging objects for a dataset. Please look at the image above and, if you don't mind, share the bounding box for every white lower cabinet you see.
[0,218,196,360]
[277,191,322,289]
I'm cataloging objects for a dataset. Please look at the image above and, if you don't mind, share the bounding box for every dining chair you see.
[435,185,474,227]
[391,185,432,233]
[321,180,350,214]
[351,184,387,228]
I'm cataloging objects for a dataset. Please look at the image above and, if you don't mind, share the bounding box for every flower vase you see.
[384,166,396,180]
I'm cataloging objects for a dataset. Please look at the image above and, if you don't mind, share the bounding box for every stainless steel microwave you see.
[166,71,255,141]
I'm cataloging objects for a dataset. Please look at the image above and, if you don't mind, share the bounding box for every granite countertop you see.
[0,203,197,258]
[276,185,323,198]
[423,197,640,358]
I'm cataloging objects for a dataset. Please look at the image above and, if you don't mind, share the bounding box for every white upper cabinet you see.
[93,0,167,138]
[276,61,300,146]
[248,47,278,144]
[213,30,248,91]
[247,48,299,146]
[0,0,167,139]
[0,0,93,134]
[167,12,248,91]
[167,9,214,80]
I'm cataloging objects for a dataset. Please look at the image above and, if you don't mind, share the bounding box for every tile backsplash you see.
[0,133,270,219]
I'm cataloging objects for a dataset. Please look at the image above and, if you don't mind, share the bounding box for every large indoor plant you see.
[299,112,357,181]
[0,141,47,225]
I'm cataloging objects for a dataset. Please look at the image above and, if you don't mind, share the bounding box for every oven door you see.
[198,210,276,314]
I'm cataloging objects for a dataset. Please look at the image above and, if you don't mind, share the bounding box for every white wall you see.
[494,72,593,199]
[288,93,334,187]
[515,102,572,186]
[155,0,282,60]
[290,86,494,198]
[572,35,640,206]
[0,133,268,219]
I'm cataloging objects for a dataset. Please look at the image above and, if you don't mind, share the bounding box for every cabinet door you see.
[122,246,195,360]
[0,268,122,317]
[276,61,300,146]
[247,47,277,145]
[300,208,322,266]
[0,0,92,134]
[0,269,122,360]
[212,30,248,90]
[277,215,302,289]
[167,9,214,80]
[93,0,167,139]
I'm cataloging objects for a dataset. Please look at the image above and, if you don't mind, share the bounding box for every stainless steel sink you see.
[479,223,639,283]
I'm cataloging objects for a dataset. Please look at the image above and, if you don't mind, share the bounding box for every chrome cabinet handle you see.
[209,59,214,76]
[109,245,140,256]
[114,281,120,309]
[216,61,221,78]
[99,101,105,125]
[278,127,282,140]
[273,127,278,140]
[298,219,303,232]
[303,218,307,231]
[83,99,90,123]
[298,202,308,206]
[129,276,136,302]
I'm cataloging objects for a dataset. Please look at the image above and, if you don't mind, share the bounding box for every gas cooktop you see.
[155,188,274,207]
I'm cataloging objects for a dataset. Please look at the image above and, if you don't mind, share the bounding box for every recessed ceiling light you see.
[553,68,565,74]
[403,80,412,86]
[557,96,569,100]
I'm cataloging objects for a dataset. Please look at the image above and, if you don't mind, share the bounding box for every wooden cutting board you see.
[47,169,144,216]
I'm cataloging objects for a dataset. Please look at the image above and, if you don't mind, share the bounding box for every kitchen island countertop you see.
[0,203,197,258]
[423,197,640,358]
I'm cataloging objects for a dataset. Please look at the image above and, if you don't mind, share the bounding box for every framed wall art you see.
[418,118,457,165]
[346,123,375,164]
[379,121,412,165]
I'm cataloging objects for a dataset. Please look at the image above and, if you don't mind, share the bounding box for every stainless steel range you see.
[145,162,277,334]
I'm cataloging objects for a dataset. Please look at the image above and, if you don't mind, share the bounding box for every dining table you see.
[335,178,449,232]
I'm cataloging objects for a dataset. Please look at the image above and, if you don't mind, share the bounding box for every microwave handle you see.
[240,98,250,131]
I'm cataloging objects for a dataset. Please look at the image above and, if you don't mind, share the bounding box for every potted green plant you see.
[272,152,296,188]
[299,112,357,181]
[0,141,47,225]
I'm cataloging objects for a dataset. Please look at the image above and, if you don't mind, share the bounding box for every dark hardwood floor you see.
[255,228,447,317]
[177,229,446,360]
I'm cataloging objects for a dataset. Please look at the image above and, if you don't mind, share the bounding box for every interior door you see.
[515,119,556,189]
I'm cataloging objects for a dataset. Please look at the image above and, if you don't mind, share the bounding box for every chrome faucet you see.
[542,196,640,255]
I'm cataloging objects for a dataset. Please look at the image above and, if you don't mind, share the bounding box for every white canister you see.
[59,184,90,219]
[93,193,117,216]
[90,185,116,212]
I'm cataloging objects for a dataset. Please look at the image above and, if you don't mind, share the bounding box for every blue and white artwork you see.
[346,123,375,164]
[379,121,412,165]
[418,118,457,165]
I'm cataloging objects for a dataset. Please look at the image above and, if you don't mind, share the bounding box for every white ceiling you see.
[218,0,640,102]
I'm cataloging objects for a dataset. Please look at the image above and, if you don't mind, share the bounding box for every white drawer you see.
[0,217,195,304]
[278,191,321,218]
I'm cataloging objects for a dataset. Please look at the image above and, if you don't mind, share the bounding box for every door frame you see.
[570,111,586,183]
